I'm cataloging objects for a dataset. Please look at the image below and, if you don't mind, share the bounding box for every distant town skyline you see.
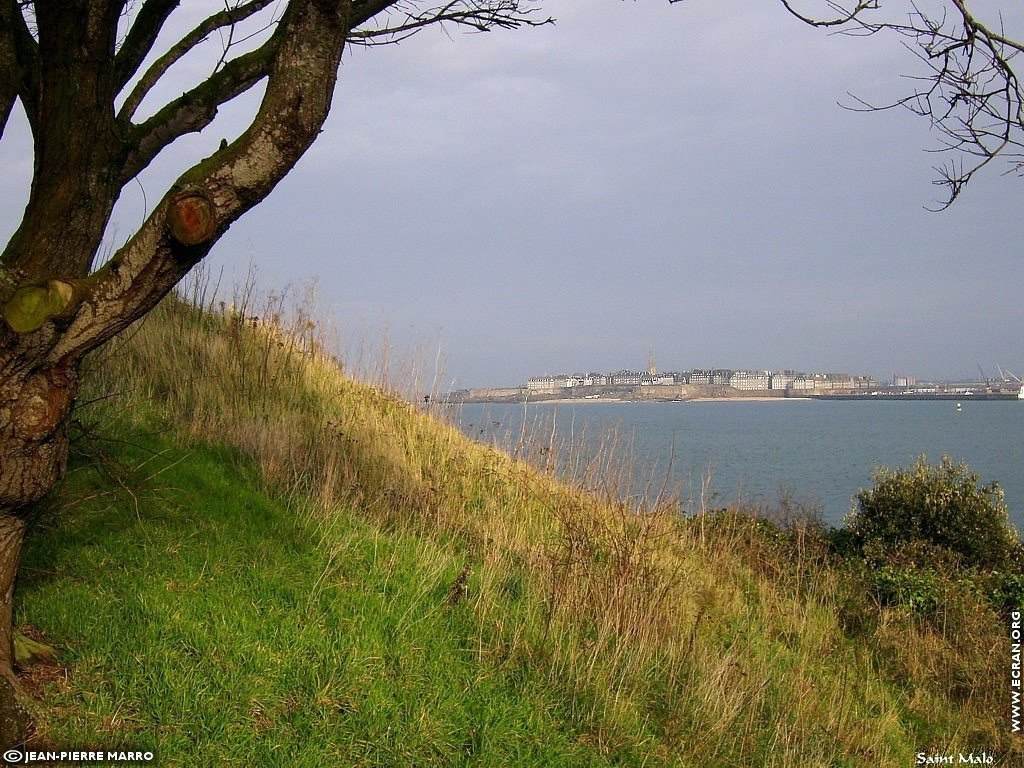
[1,1,1021,388]
[517,362,1014,389]
[523,367,878,394]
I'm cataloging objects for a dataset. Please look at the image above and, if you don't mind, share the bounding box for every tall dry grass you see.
[74,281,1019,766]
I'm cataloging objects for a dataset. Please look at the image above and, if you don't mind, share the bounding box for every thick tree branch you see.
[120,0,543,183]
[0,89,13,143]
[121,37,279,183]
[350,0,396,28]
[113,0,181,93]
[49,0,350,364]
[0,1,128,283]
[0,19,16,139]
[118,0,276,121]
[0,0,39,133]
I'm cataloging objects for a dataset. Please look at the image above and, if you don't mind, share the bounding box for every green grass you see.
[10,293,1018,766]
[18,432,645,768]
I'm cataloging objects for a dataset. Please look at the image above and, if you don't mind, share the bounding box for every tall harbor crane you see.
[997,364,1021,383]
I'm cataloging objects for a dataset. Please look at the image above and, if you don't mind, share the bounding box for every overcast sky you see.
[2,0,1022,387]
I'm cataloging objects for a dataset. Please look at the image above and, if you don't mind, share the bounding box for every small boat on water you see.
[1019,383,1024,400]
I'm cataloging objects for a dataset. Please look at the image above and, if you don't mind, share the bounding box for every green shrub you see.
[871,564,944,615]
[977,568,1024,615]
[855,539,967,619]
[847,455,1020,570]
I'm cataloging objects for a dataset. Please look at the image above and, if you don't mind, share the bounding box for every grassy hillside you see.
[21,436,631,767]
[14,293,1019,766]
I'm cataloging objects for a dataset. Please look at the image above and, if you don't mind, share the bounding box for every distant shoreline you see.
[475,395,814,405]
[453,393,1020,405]
[690,396,813,403]
[449,382,1021,405]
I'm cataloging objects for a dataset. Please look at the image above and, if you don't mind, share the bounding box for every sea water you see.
[455,399,1024,527]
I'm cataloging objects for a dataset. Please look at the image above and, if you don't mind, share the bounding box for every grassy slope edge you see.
[13,295,1019,766]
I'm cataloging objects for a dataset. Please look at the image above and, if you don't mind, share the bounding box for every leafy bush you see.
[847,456,1020,570]
[871,565,944,615]
[977,566,1024,615]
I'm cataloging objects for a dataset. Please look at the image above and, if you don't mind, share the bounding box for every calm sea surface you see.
[455,400,1024,527]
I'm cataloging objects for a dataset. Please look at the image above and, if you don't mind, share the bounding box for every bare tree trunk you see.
[0,360,76,745]
[0,514,28,747]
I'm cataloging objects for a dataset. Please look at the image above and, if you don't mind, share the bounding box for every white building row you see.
[527,368,876,392]
[526,373,609,391]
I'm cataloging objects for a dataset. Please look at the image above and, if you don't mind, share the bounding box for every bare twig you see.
[762,0,1024,206]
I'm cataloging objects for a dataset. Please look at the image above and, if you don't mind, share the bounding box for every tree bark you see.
[0,363,76,512]
[0,515,29,747]
[0,356,75,745]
